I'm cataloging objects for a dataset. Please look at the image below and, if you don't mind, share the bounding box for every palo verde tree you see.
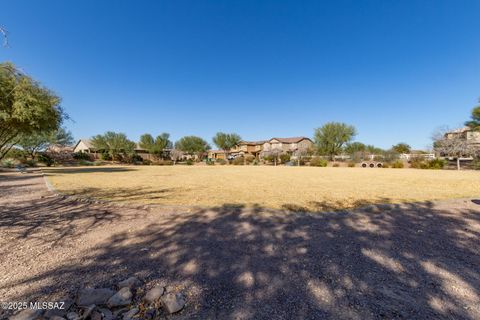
[175,136,210,159]
[17,127,73,159]
[212,132,242,160]
[91,131,136,161]
[0,62,66,160]
[465,99,480,130]
[391,143,411,154]
[139,133,171,159]
[314,122,357,160]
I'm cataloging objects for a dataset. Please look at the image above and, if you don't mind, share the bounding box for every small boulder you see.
[9,309,43,320]
[80,305,95,319]
[118,277,141,289]
[161,293,186,314]
[90,311,102,320]
[50,317,66,320]
[97,308,113,320]
[107,287,133,307]
[76,288,115,306]
[122,308,139,320]
[144,285,165,303]
[66,312,79,320]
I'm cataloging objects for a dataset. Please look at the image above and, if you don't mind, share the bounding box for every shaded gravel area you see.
[1,170,479,319]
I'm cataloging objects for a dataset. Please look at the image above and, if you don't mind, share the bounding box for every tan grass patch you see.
[44,166,480,211]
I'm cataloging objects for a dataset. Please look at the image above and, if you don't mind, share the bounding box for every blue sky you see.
[1,1,479,149]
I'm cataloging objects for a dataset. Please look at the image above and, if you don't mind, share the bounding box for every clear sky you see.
[1,1,479,149]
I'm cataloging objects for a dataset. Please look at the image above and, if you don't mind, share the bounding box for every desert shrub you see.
[332,162,340,167]
[280,154,291,163]
[382,163,390,168]
[93,161,104,166]
[425,158,445,169]
[73,152,92,161]
[100,152,113,161]
[473,159,480,170]
[232,157,245,165]
[217,159,227,165]
[79,160,94,166]
[1,159,15,168]
[143,159,152,165]
[245,155,255,164]
[253,159,259,165]
[23,159,37,167]
[390,160,404,168]
[37,154,54,167]
[5,148,26,160]
[206,159,215,165]
[347,162,356,167]
[411,158,445,169]
[263,155,273,163]
[186,159,194,165]
[310,157,328,167]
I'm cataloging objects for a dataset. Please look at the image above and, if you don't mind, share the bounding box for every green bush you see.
[390,160,404,168]
[24,159,37,167]
[253,159,259,165]
[411,158,445,169]
[143,159,152,165]
[332,162,340,167]
[310,157,328,167]
[347,162,356,167]
[73,152,92,160]
[217,159,227,165]
[473,159,480,170]
[232,157,245,165]
[206,159,215,165]
[93,161,104,166]
[263,155,273,162]
[1,159,15,168]
[186,159,194,165]
[38,154,54,167]
[100,152,112,161]
[79,160,94,166]
[425,158,445,169]
[280,154,291,163]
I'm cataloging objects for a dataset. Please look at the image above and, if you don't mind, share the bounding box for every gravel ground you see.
[0,170,479,319]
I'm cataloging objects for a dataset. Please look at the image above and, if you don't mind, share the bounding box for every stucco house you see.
[73,139,96,153]
[230,140,265,158]
[262,137,313,154]
[445,127,480,148]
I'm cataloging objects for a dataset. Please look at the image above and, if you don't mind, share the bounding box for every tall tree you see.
[465,100,480,130]
[0,62,65,160]
[17,127,73,158]
[344,142,366,155]
[392,143,411,154]
[91,131,135,161]
[314,122,357,159]
[212,132,242,160]
[175,136,210,159]
[139,133,171,159]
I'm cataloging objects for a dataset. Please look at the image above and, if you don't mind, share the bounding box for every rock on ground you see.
[76,288,115,306]
[144,285,165,303]
[161,293,186,314]
[118,277,141,289]
[107,287,133,307]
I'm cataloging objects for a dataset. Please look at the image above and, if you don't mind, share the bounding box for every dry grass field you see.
[44,166,480,211]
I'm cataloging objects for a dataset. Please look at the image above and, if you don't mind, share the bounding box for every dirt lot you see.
[45,165,480,211]
[1,170,479,319]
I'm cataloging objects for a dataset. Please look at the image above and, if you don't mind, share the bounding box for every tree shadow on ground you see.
[70,187,176,203]
[2,197,480,319]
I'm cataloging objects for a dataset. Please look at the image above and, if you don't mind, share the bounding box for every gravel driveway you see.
[1,170,479,319]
